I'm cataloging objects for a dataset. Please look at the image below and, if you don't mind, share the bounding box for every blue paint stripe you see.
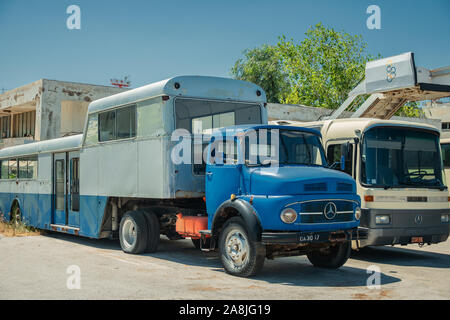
[0,192,107,238]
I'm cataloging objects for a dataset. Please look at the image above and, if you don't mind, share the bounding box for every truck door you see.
[205,137,241,218]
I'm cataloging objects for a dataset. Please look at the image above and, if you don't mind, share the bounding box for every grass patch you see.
[0,214,43,237]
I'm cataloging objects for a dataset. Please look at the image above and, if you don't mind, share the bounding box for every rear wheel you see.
[219,217,265,277]
[119,211,148,254]
[307,241,351,269]
[142,210,160,253]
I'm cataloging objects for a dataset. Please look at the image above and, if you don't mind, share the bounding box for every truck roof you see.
[87,75,267,114]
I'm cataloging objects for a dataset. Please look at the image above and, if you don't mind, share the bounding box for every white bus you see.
[277,118,450,248]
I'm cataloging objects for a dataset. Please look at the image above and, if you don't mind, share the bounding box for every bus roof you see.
[0,134,82,159]
[87,76,267,114]
[210,124,322,137]
[294,118,440,139]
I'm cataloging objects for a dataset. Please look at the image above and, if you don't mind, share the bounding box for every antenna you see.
[110,76,131,88]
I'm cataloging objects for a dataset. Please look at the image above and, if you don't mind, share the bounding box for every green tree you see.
[277,23,377,109]
[230,45,290,103]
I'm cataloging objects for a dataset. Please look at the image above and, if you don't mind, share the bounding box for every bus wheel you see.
[219,217,265,277]
[11,203,22,225]
[119,211,148,254]
[142,210,160,253]
[306,241,351,269]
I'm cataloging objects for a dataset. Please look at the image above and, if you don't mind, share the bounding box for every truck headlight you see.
[355,207,361,220]
[375,215,390,225]
[441,214,449,223]
[280,208,297,224]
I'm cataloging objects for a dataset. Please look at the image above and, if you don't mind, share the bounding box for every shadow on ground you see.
[351,246,450,269]
[43,232,404,288]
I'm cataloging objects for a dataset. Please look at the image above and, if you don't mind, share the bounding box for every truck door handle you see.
[206,172,213,176]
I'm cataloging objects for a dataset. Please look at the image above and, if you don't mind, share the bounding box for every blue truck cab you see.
[203,125,362,276]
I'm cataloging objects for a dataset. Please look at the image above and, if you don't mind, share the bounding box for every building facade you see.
[0,79,126,149]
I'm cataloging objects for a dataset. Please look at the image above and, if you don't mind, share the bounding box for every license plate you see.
[299,233,321,242]
[411,237,423,243]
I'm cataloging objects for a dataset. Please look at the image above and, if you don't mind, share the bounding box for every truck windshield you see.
[361,126,445,189]
[245,129,327,167]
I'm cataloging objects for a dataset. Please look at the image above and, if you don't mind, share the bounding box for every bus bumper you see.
[261,227,366,245]
[359,208,450,247]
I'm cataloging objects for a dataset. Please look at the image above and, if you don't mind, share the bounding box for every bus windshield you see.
[245,129,327,167]
[361,126,445,189]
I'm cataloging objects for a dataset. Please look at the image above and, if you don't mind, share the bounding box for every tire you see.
[219,217,265,277]
[142,210,160,253]
[192,238,211,250]
[119,211,148,254]
[307,241,351,269]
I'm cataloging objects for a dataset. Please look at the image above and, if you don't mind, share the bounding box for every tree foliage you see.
[231,23,423,117]
[277,23,377,109]
[230,45,289,103]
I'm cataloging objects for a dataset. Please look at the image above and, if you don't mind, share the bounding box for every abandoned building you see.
[0,79,127,149]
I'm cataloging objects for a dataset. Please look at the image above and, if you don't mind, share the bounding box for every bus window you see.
[327,143,353,176]
[18,159,27,179]
[17,156,38,179]
[8,159,17,179]
[0,160,7,179]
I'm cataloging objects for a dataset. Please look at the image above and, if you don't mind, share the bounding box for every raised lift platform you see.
[328,52,450,120]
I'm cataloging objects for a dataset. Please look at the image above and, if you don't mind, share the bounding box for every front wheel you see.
[306,241,351,269]
[219,217,265,277]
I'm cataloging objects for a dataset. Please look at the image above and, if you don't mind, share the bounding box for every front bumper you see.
[261,227,367,245]
[359,208,450,247]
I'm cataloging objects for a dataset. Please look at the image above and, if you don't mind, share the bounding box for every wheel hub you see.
[226,231,248,267]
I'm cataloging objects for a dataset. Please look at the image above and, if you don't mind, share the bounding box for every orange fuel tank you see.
[175,213,209,239]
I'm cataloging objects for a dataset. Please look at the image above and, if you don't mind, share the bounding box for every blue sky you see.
[0,0,449,91]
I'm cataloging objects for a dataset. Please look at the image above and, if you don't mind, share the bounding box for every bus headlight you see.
[280,208,297,224]
[375,215,390,225]
[354,207,361,220]
[441,214,449,223]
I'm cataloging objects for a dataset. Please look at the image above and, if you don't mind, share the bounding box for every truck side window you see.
[98,105,136,142]
[327,143,353,176]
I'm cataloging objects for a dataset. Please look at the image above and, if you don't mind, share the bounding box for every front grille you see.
[300,200,354,223]
[304,182,327,192]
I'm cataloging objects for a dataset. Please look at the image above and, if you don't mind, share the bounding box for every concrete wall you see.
[0,79,127,148]
[39,79,127,141]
